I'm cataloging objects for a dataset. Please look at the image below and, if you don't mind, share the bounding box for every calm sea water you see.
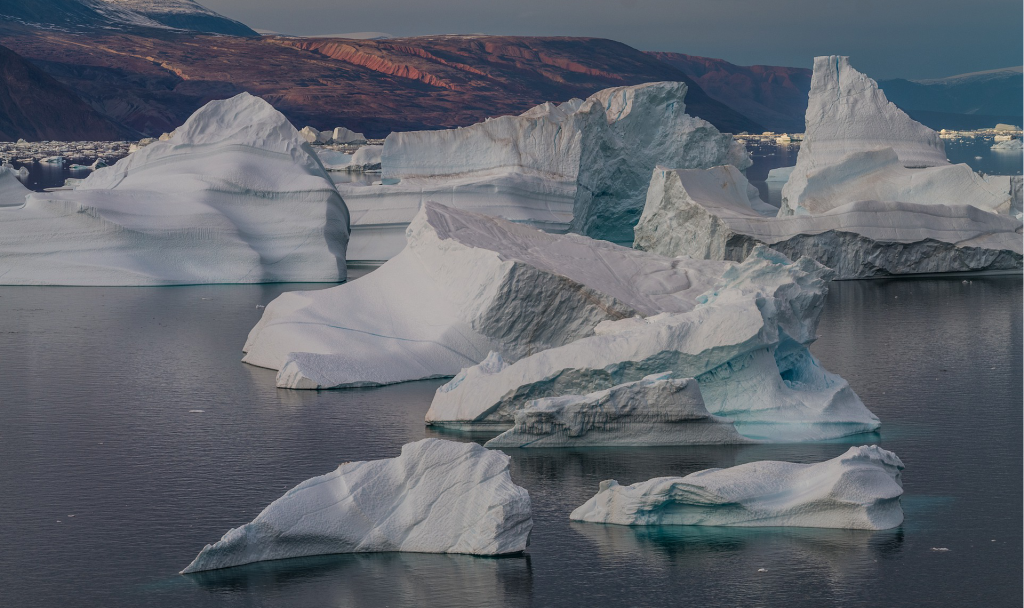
[0,275,1020,607]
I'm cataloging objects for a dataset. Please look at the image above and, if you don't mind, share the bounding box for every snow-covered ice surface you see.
[317,145,382,171]
[342,82,747,261]
[426,245,880,442]
[569,446,905,530]
[484,372,751,448]
[0,93,350,285]
[243,201,731,389]
[634,166,1023,279]
[181,439,532,573]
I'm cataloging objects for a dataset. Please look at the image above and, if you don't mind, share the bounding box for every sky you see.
[200,0,1023,80]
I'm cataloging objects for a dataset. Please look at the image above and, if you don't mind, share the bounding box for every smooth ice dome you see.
[570,445,905,530]
[426,246,881,442]
[243,201,733,389]
[342,81,749,262]
[0,93,350,285]
[484,372,751,448]
[181,439,532,573]
[634,165,1023,279]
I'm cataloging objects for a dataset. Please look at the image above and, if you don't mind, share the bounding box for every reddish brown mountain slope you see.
[650,52,810,133]
[0,25,762,138]
[0,42,136,141]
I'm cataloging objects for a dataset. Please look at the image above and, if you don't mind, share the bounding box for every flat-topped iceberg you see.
[0,93,350,285]
[181,439,532,574]
[569,445,905,530]
[342,82,749,261]
[426,246,880,442]
[634,165,1023,279]
[244,201,732,388]
[484,372,751,448]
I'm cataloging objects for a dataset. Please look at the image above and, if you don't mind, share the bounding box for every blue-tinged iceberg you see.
[570,446,905,530]
[181,439,532,574]
[341,81,749,262]
[426,245,880,442]
[484,372,751,448]
[0,93,349,285]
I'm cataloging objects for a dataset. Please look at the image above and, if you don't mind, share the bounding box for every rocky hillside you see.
[0,24,763,138]
[0,42,136,141]
[649,52,811,133]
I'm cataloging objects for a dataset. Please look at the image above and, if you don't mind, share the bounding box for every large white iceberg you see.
[634,165,1023,279]
[181,439,532,573]
[426,246,880,442]
[780,56,1015,217]
[484,372,751,448]
[243,201,731,389]
[0,93,350,285]
[342,82,749,262]
[569,445,904,530]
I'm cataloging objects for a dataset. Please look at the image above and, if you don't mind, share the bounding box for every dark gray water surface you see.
[0,276,1020,607]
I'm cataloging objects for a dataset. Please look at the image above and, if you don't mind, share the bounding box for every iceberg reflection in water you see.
[186,552,533,608]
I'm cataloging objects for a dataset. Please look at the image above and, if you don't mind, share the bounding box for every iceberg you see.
[484,372,751,448]
[181,439,532,573]
[342,82,748,262]
[426,245,880,442]
[0,93,350,285]
[332,126,367,144]
[569,445,905,530]
[243,201,732,389]
[780,56,1013,217]
[0,163,30,207]
[991,139,1023,151]
[317,145,383,172]
[633,165,1023,279]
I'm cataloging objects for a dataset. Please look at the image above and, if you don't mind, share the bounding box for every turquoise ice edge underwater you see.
[0,274,1019,606]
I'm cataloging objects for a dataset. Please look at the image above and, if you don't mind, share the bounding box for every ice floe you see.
[0,93,350,285]
[426,244,880,442]
[484,372,751,448]
[243,201,730,389]
[181,439,532,573]
[634,165,1023,279]
[341,82,748,262]
[569,445,905,530]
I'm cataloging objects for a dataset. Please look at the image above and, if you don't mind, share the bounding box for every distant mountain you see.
[97,0,257,36]
[0,42,136,141]
[878,67,1023,130]
[649,52,811,133]
[0,25,763,137]
[0,0,257,36]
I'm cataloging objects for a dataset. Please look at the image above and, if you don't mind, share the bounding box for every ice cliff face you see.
[426,246,880,442]
[569,82,750,243]
[0,93,350,285]
[484,373,751,448]
[342,82,748,261]
[570,446,905,530]
[634,166,1023,279]
[243,201,732,389]
[181,439,532,573]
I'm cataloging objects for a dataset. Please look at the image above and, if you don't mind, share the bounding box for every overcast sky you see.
[200,0,1022,80]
